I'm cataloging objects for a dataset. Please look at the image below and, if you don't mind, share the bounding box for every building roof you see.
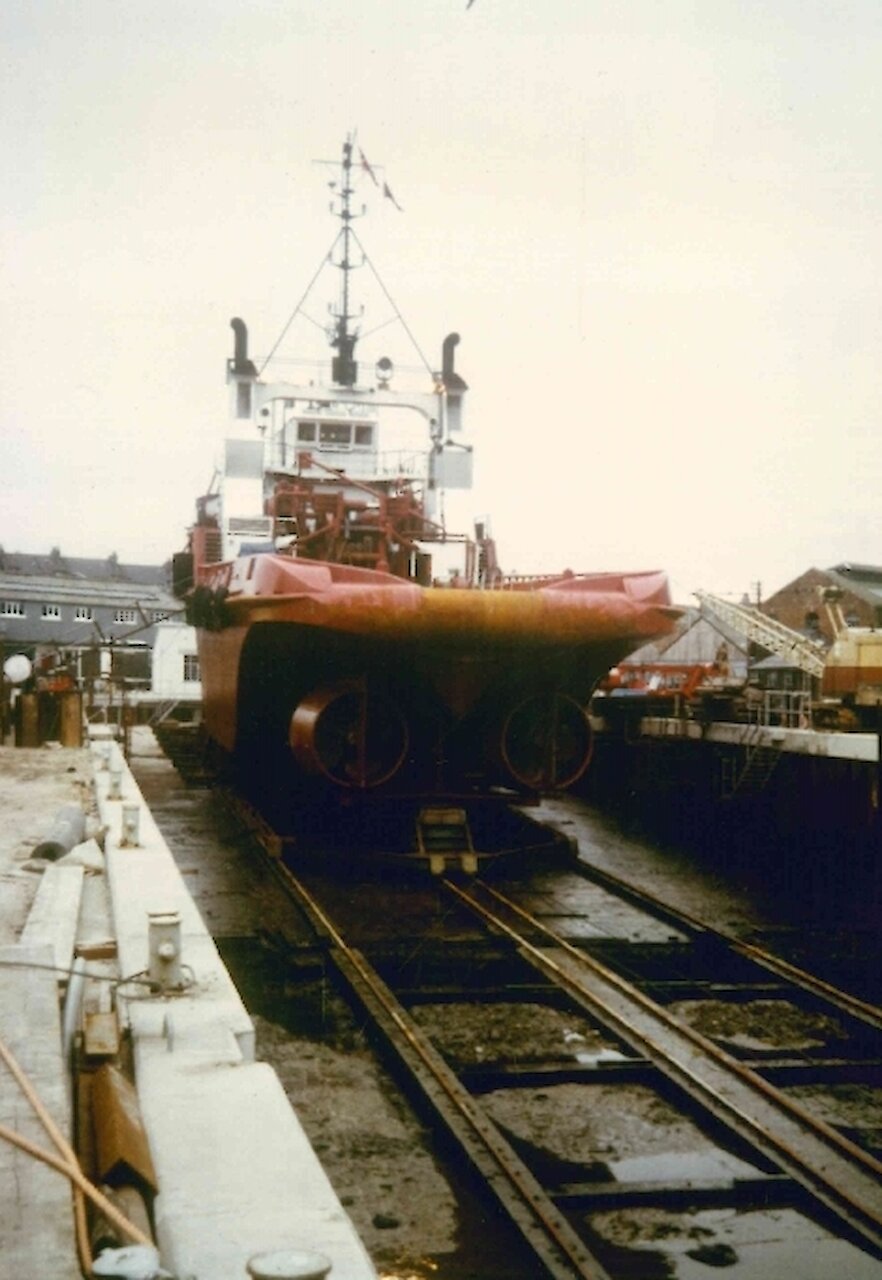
[751,653,804,671]
[659,607,749,652]
[0,572,178,609]
[0,549,181,651]
[0,547,167,586]
[825,563,882,607]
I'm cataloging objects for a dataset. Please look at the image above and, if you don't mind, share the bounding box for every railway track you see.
[256,846,882,1278]
[544,849,882,1032]
[146,727,882,1277]
[449,879,882,1247]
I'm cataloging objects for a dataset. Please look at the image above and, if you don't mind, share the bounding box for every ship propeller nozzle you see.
[289,681,409,789]
[499,693,593,791]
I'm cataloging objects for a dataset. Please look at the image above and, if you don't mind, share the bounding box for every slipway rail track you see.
[147,728,882,1277]
[264,852,882,1278]
[284,868,610,1280]
[446,878,882,1254]
[555,852,882,1032]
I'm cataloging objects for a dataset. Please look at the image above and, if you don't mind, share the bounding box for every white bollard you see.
[108,767,123,800]
[121,803,141,848]
[148,912,183,992]
[246,1250,332,1279]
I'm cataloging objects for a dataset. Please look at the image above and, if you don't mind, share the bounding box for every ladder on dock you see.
[719,738,783,800]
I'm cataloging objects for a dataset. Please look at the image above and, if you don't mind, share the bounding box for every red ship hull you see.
[194,554,677,795]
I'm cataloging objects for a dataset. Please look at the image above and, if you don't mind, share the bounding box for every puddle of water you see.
[575,1047,630,1065]
[589,1205,882,1280]
[608,1148,761,1184]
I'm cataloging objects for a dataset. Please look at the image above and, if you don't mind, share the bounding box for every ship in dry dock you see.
[174,137,678,820]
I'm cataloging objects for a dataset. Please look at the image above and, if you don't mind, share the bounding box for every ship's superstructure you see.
[176,137,678,810]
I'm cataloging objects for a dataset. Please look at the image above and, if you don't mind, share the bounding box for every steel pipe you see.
[32,804,87,861]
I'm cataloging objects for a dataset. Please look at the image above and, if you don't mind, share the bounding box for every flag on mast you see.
[383,181,403,211]
[359,148,378,185]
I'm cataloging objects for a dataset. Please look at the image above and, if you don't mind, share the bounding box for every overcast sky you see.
[2,1,880,604]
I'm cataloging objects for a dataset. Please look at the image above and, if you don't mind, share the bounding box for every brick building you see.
[762,563,882,645]
[0,545,192,693]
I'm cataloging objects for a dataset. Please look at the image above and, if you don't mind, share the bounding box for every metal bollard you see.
[246,1250,332,1280]
[148,912,183,992]
[121,803,140,848]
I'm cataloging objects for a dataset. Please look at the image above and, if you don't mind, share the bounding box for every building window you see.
[75,606,93,622]
[1,601,25,617]
[183,654,200,682]
[151,610,170,623]
[114,609,137,624]
[42,604,61,620]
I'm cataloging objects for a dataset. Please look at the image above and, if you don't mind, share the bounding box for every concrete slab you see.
[90,734,377,1278]
[20,862,85,977]
[139,1054,377,1280]
[96,754,255,1061]
[0,942,80,1278]
[628,715,880,762]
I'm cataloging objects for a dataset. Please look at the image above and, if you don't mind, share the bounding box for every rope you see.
[258,229,344,375]
[351,226,434,376]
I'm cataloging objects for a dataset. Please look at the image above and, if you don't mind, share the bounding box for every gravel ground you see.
[667,997,848,1051]
[254,1014,460,1274]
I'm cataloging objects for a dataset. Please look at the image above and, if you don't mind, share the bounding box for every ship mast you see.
[330,138,360,387]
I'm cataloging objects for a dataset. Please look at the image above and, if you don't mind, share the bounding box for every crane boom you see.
[695,590,826,679]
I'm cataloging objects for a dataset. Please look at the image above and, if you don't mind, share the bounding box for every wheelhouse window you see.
[1,601,25,617]
[296,421,317,442]
[41,604,61,620]
[353,424,374,447]
[319,422,352,447]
